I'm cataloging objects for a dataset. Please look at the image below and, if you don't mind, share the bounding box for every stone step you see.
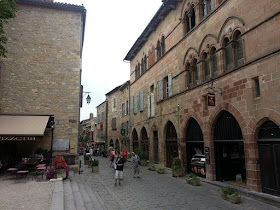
[78,183,93,209]
[71,181,86,210]
[84,183,106,210]
[63,180,76,210]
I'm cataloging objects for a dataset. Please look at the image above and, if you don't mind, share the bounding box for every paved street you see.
[65,157,278,210]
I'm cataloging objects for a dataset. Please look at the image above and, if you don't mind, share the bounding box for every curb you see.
[200,178,280,208]
[50,180,64,210]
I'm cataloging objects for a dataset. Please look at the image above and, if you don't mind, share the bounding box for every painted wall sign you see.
[207,93,215,106]
[0,136,36,141]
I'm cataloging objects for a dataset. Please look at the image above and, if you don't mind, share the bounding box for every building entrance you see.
[214,111,246,182]
[258,120,280,196]
[165,121,178,168]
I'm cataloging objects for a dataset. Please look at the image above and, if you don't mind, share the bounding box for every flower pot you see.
[56,168,66,179]
[92,166,99,173]
[172,168,184,177]
[221,191,241,204]
[186,177,200,186]
[157,169,165,174]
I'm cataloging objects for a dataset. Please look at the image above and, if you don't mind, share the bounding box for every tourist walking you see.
[122,147,128,163]
[114,153,125,186]
[131,152,140,178]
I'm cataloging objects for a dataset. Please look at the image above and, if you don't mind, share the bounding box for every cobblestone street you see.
[65,157,279,210]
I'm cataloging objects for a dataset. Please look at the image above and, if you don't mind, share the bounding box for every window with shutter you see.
[133,95,138,114]
[139,90,144,112]
[167,73,172,97]
[147,94,151,118]
[158,79,163,101]
[151,93,155,117]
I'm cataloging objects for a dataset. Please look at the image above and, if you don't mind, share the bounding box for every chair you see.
[36,167,46,179]
[16,170,29,182]
[6,168,18,179]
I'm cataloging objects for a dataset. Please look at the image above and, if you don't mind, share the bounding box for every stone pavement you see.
[62,157,279,210]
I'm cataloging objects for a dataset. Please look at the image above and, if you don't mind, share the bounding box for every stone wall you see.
[0,3,84,155]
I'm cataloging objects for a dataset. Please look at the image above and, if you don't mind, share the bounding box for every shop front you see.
[0,114,53,169]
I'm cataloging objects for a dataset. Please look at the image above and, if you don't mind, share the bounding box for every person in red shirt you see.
[122,147,128,163]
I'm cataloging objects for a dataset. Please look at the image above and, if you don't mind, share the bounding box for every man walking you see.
[115,153,124,186]
[131,152,140,178]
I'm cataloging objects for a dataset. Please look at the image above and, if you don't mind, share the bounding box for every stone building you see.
[105,81,130,153]
[79,113,97,149]
[0,0,86,167]
[124,0,280,196]
[96,101,107,151]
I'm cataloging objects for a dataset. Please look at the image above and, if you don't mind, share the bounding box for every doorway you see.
[165,121,178,168]
[214,111,246,182]
[258,120,280,196]
[153,131,159,164]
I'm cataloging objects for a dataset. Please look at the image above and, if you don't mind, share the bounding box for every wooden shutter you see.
[158,79,163,101]
[168,73,172,97]
[139,90,144,112]
[133,95,138,114]
[147,94,151,118]
[151,93,155,117]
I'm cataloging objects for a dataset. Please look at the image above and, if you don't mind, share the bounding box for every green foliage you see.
[222,186,239,196]
[171,157,182,170]
[186,173,199,180]
[148,164,156,171]
[84,154,90,160]
[91,159,99,167]
[133,147,148,159]
[0,0,17,57]
[79,129,90,147]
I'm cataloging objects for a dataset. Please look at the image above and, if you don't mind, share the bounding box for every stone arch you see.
[140,126,149,159]
[183,47,199,65]
[198,34,219,55]
[164,120,179,167]
[218,16,246,44]
[131,128,139,151]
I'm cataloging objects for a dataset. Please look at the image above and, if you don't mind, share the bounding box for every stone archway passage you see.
[141,128,149,159]
[258,120,280,196]
[214,111,246,182]
[132,129,139,151]
[165,121,178,168]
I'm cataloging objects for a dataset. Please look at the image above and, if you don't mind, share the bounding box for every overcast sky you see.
[57,0,163,120]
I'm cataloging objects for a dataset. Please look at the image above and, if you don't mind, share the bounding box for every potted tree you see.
[186,173,200,186]
[91,159,99,173]
[156,164,165,174]
[221,186,241,204]
[171,158,184,177]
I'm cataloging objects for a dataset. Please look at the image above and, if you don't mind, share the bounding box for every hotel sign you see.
[0,136,36,141]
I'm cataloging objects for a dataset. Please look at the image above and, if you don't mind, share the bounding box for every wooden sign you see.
[207,93,215,106]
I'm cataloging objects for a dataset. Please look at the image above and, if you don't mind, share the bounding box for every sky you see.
[57,0,163,121]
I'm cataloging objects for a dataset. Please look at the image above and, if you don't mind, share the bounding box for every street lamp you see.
[83,92,91,105]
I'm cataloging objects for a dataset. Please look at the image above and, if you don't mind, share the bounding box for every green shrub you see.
[171,158,182,170]
[91,159,99,167]
[222,186,239,196]
[186,173,199,180]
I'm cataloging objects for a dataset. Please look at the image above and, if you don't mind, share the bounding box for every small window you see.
[203,53,210,81]
[112,118,117,130]
[157,41,161,61]
[253,77,260,97]
[187,63,192,88]
[224,38,233,71]
[193,59,198,85]
[210,47,218,77]
[234,31,244,67]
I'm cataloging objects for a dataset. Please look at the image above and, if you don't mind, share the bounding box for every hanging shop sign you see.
[207,93,215,106]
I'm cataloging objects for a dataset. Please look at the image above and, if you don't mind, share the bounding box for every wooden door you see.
[259,143,280,196]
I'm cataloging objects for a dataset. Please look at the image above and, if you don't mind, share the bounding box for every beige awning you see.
[0,115,50,136]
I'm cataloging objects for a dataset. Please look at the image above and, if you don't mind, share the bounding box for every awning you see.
[0,115,50,136]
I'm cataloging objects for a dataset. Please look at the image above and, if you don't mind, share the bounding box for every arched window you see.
[190,5,196,29]
[234,31,244,67]
[203,52,210,81]
[157,40,161,61]
[135,66,138,80]
[141,58,144,75]
[224,38,233,71]
[210,47,218,77]
[185,11,190,33]
[161,36,165,55]
[186,62,192,88]
[144,55,147,72]
[193,59,198,85]
[202,0,214,17]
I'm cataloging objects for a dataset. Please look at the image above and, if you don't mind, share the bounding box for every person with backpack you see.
[131,152,140,178]
[114,153,125,186]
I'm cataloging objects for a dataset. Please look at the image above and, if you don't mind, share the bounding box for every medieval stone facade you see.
[124,0,280,196]
[0,0,86,164]
[105,81,130,153]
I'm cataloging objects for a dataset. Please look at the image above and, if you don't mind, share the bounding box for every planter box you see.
[157,169,165,174]
[92,166,99,173]
[56,168,66,179]
[186,177,200,186]
[172,168,184,177]
[221,191,241,204]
